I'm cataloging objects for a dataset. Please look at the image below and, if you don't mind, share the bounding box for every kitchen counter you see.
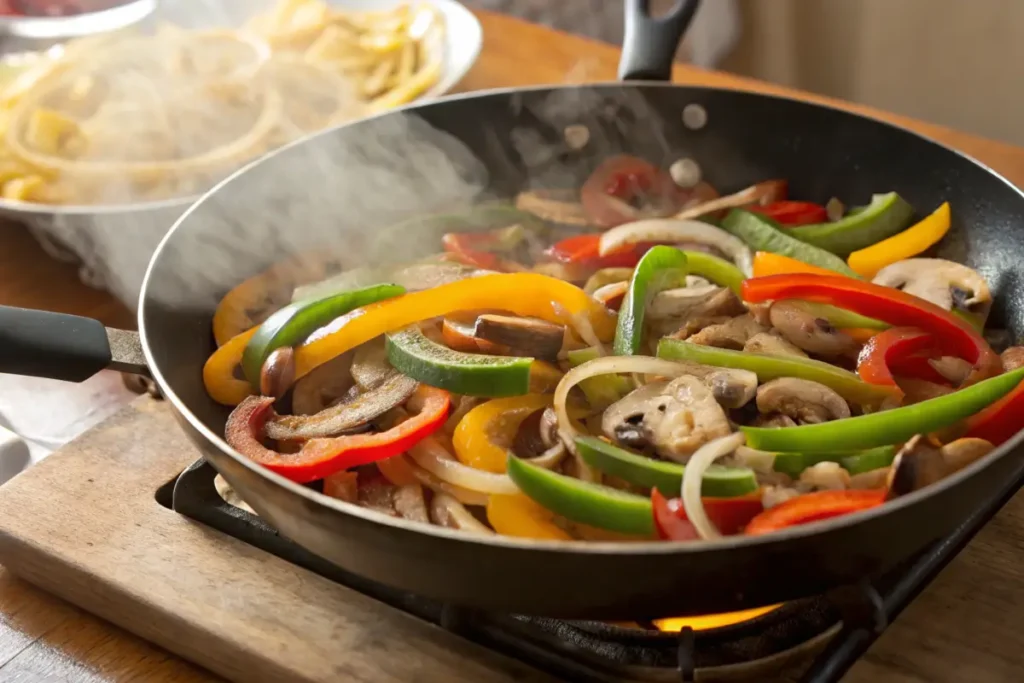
[1,9,1024,682]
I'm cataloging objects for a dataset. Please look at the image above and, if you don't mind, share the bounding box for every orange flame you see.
[654,604,781,632]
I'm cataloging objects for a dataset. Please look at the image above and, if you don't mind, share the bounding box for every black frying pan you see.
[3,0,1024,619]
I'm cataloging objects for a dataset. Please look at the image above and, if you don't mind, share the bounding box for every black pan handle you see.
[619,0,702,82]
[0,305,148,382]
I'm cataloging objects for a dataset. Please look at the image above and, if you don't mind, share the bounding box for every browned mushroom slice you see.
[601,376,732,463]
[886,435,994,498]
[769,300,859,358]
[1001,346,1024,372]
[259,347,296,400]
[743,332,808,358]
[929,356,972,386]
[394,484,430,523]
[474,314,565,361]
[688,314,768,350]
[265,372,418,440]
[894,377,954,404]
[755,378,851,425]
[649,285,745,320]
[351,338,393,391]
[292,350,356,415]
[872,258,992,320]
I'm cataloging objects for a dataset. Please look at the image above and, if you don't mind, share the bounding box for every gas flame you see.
[654,604,780,632]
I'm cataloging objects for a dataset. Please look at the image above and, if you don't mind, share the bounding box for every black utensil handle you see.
[619,0,702,82]
[0,305,114,382]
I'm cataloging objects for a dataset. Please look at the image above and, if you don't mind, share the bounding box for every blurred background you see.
[467,0,1024,146]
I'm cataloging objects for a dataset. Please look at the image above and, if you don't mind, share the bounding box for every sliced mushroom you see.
[798,461,851,490]
[1002,346,1024,372]
[292,350,356,415]
[769,300,859,358]
[743,332,809,358]
[266,372,418,440]
[929,356,972,385]
[895,377,953,404]
[688,314,768,350]
[474,314,565,361]
[887,434,994,497]
[430,493,494,535]
[650,284,746,320]
[511,408,549,458]
[665,315,732,341]
[259,347,296,400]
[394,484,430,523]
[872,258,992,319]
[756,378,851,424]
[351,338,392,391]
[601,375,732,463]
[539,406,560,449]
[752,413,798,429]
[849,467,891,490]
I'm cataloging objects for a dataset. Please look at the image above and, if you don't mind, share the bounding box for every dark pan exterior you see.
[140,84,1024,619]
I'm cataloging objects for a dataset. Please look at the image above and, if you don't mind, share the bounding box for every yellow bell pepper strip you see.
[786,192,914,255]
[507,455,656,536]
[204,327,258,406]
[741,366,1024,452]
[614,246,689,355]
[752,251,838,279]
[452,394,553,473]
[224,385,451,484]
[657,338,896,406]
[294,273,616,382]
[486,493,572,540]
[242,283,405,387]
[721,209,859,277]
[847,202,951,278]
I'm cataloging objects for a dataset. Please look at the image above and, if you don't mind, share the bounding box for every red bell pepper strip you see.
[742,274,1001,385]
[744,490,886,536]
[442,233,520,271]
[545,234,641,269]
[652,489,765,540]
[857,327,947,390]
[964,380,1024,445]
[224,385,451,484]
[580,155,701,228]
[749,201,828,226]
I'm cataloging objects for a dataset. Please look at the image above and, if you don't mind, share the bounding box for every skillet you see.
[3,0,1024,619]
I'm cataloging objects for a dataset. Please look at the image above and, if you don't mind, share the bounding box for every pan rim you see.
[139,80,1024,557]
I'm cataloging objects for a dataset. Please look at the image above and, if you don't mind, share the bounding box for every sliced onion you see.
[733,446,777,474]
[583,267,634,295]
[681,433,747,540]
[409,435,565,494]
[592,281,629,307]
[672,180,787,222]
[392,454,489,506]
[430,493,495,535]
[598,219,753,276]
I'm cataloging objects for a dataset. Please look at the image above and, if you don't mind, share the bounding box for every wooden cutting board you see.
[0,398,1021,683]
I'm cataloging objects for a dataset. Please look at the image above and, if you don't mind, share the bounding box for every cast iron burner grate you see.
[166,459,1024,682]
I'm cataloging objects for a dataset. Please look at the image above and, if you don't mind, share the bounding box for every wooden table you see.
[1,9,1024,682]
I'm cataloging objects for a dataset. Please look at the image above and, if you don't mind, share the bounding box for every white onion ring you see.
[598,219,753,276]
[733,446,778,474]
[681,433,747,540]
[408,436,566,495]
[392,454,489,506]
[430,493,495,535]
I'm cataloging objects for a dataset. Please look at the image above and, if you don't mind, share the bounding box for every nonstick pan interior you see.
[139,84,1024,617]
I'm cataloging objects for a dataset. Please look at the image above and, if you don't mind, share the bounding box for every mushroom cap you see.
[755,377,851,424]
[872,258,991,313]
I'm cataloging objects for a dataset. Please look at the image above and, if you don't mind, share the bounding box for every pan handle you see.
[0,305,148,382]
[619,0,702,82]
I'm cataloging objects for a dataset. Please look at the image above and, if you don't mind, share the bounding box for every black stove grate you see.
[167,458,1023,682]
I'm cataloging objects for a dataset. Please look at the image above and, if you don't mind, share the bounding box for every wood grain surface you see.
[0,8,1023,682]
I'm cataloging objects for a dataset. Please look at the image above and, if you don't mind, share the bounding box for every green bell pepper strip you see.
[721,209,859,277]
[742,366,1024,452]
[656,338,896,406]
[242,283,405,387]
[770,445,897,478]
[794,301,890,331]
[385,326,534,397]
[614,246,689,356]
[787,193,914,255]
[566,347,632,410]
[680,250,745,295]
[506,454,655,536]
[575,436,758,498]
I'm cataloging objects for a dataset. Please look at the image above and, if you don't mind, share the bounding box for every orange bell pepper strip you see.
[847,202,951,278]
[452,394,553,473]
[203,273,615,406]
[486,493,572,540]
[752,251,840,279]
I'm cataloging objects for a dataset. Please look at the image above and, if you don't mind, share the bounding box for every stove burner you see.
[166,457,1024,682]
